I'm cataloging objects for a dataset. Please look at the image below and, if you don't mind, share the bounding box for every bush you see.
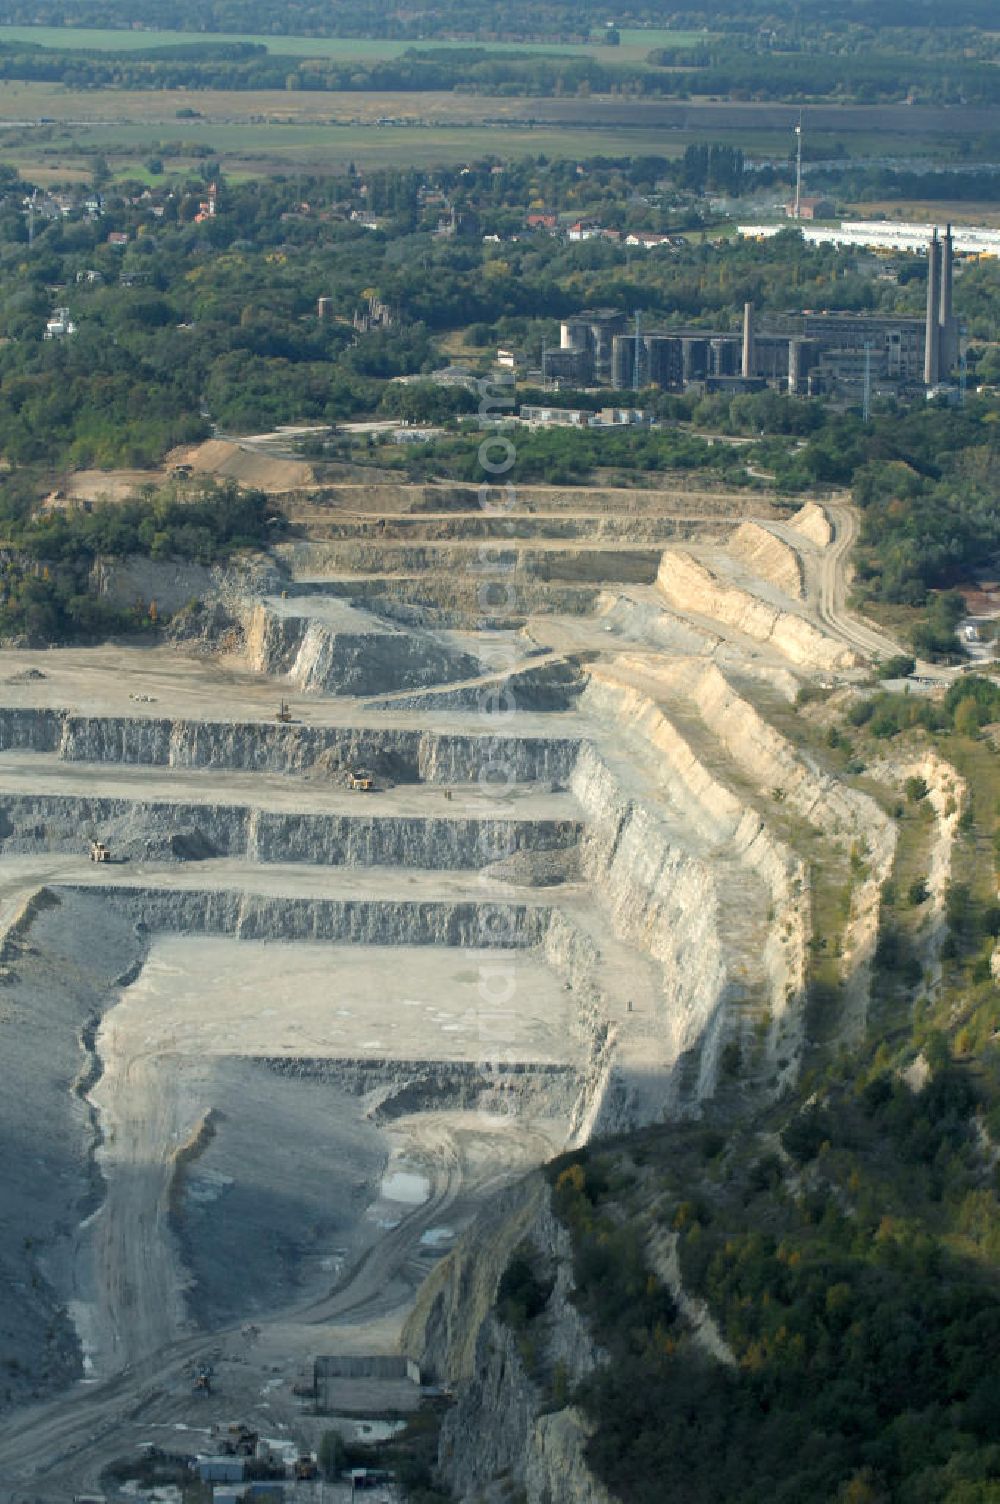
[782,1105,835,1164]
[954,697,983,738]
[496,1248,553,1331]
[877,654,916,680]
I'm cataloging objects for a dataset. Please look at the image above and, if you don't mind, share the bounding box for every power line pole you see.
[862,340,872,424]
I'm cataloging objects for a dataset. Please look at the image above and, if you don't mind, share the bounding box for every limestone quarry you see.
[0,475,934,1501]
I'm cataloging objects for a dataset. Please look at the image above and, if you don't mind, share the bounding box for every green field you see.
[6,122,956,185]
[0,22,702,65]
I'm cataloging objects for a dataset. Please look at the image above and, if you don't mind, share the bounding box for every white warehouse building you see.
[738,220,1000,258]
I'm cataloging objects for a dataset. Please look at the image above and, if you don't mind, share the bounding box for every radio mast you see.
[794,112,803,220]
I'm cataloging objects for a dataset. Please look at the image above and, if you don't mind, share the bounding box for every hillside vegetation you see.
[539,686,1000,1503]
[0,480,274,642]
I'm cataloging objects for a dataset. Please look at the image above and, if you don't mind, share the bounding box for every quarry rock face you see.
[246,597,486,696]
[729,519,805,599]
[409,1180,612,1504]
[0,793,581,869]
[657,548,862,670]
[0,707,581,783]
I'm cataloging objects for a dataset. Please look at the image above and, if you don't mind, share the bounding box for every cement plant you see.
[0,15,999,1500]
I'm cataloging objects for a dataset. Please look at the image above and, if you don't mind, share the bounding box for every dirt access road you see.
[818,501,901,661]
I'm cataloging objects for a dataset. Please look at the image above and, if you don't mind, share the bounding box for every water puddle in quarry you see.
[67,931,582,1383]
[420,1226,455,1248]
[380,1169,431,1204]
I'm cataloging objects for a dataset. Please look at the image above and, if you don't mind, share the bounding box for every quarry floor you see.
[0,641,584,730]
[0,747,577,818]
[0,708,595,1501]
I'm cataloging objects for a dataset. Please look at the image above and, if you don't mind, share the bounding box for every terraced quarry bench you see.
[0,482,903,1498]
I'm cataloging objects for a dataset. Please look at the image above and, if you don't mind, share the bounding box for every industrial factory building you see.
[543,309,628,386]
[611,328,743,390]
[549,229,958,401]
[741,225,957,397]
[738,304,928,395]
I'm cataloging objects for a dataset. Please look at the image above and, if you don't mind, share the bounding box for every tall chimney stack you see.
[938,222,956,374]
[924,229,941,387]
[742,301,755,379]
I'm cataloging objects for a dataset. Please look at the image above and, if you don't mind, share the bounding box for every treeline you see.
[12,480,275,565]
[3,40,998,102]
[0,0,665,39]
[0,40,639,94]
[648,43,1000,105]
[2,0,999,40]
[635,0,1000,24]
[676,143,745,195]
[811,165,1000,207]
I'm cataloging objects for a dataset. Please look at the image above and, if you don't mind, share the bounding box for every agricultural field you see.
[0,81,990,180]
[0,115,690,182]
[2,121,690,181]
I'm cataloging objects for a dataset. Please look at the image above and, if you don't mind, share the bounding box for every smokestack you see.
[939,222,955,374]
[924,230,941,387]
[742,301,754,378]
